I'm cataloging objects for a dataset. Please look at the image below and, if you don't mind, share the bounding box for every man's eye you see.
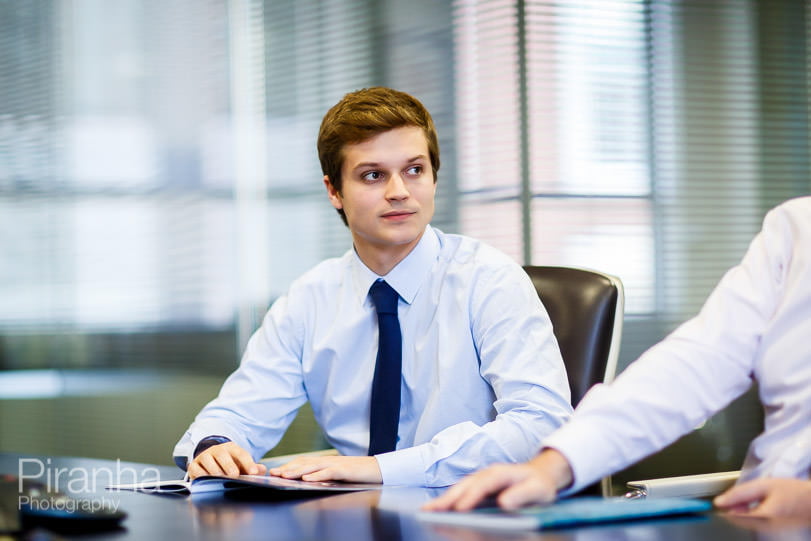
[406,165,423,176]
[362,171,382,182]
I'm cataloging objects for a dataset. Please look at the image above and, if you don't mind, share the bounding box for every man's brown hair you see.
[318,87,440,225]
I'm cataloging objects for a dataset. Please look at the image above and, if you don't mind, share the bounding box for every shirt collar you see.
[350,224,440,306]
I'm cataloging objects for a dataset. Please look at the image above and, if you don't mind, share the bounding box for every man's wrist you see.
[529,448,574,492]
[193,435,232,458]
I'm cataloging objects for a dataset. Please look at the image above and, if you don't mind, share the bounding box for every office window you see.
[1,0,809,379]
[453,0,654,314]
[0,1,239,372]
[0,0,455,370]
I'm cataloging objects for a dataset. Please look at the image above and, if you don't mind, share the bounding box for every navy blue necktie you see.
[367,280,402,456]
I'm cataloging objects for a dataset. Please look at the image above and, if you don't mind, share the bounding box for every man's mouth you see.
[382,210,415,219]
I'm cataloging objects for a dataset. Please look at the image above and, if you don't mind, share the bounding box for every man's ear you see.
[324,175,343,210]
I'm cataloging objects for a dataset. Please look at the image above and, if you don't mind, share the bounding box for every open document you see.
[106,449,379,496]
[107,473,381,496]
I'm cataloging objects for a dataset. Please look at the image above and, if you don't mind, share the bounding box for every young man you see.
[426,197,811,518]
[173,87,573,486]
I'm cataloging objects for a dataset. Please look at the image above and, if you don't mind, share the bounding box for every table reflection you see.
[722,514,811,541]
[183,483,811,541]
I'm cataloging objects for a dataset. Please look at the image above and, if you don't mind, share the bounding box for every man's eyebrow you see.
[351,155,428,171]
[352,161,382,170]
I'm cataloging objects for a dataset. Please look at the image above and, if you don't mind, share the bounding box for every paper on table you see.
[108,474,380,496]
[106,448,360,496]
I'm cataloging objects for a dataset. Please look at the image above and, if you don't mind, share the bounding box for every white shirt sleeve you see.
[546,207,790,494]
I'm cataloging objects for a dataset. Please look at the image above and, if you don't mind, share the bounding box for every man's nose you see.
[385,174,409,200]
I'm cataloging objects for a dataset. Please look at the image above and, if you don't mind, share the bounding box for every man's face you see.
[325,126,436,270]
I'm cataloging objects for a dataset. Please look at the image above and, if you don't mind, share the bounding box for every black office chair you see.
[522,266,624,406]
[523,266,624,496]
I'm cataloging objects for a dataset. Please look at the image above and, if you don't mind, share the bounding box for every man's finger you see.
[197,452,227,477]
[301,468,336,482]
[269,458,306,477]
[422,475,483,511]
[210,450,242,477]
[452,467,527,511]
[277,460,326,479]
[421,480,465,510]
[187,461,206,480]
[714,479,768,509]
[497,475,556,510]
[228,446,261,475]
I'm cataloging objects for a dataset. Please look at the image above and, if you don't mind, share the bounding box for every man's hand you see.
[714,478,811,519]
[269,456,382,484]
[188,442,267,480]
[422,448,574,512]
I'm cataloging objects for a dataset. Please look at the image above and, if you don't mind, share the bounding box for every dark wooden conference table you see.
[4,453,810,541]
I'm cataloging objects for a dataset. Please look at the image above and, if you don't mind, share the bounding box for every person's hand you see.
[422,448,573,512]
[269,456,382,484]
[188,442,267,480]
[714,478,811,519]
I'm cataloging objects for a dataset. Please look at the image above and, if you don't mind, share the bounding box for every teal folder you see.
[418,496,712,531]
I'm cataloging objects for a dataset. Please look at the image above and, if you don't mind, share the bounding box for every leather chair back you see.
[523,266,624,406]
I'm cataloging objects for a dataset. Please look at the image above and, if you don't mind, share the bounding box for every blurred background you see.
[0,0,808,492]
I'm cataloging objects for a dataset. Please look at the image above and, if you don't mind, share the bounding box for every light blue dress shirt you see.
[174,225,572,486]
